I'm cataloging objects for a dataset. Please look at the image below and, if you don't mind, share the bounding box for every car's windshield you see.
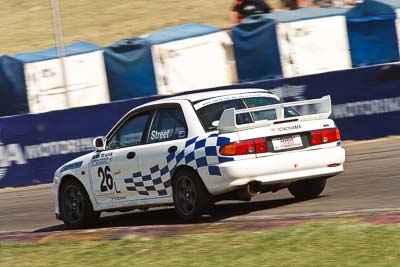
[195,96,299,131]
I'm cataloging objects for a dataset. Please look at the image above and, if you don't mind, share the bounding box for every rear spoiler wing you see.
[217,95,332,133]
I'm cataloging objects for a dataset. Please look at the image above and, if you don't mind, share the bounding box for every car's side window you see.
[147,107,188,144]
[107,112,150,149]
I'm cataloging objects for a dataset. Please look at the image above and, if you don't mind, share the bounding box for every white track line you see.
[222,208,400,221]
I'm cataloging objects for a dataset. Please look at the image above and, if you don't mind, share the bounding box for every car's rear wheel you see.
[173,169,212,221]
[288,178,327,200]
[60,179,100,229]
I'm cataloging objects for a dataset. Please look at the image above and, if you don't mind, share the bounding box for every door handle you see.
[127,151,136,159]
[113,169,121,175]
[168,146,177,153]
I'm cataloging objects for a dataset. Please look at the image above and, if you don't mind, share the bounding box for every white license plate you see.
[272,135,303,151]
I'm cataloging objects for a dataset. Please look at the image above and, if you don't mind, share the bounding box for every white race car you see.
[52,89,345,228]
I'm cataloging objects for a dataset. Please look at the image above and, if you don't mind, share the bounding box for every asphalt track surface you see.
[1,136,399,234]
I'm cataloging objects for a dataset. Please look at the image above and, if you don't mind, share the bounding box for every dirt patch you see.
[1,211,399,243]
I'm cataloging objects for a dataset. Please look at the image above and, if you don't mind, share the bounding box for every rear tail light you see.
[310,128,340,146]
[220,138,267,156]
[254,138,267,153]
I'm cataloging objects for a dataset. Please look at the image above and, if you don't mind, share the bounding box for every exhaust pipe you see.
[246,181,262,196]
[213,181,263,202]
[213,182,293,203]
[235,182,262,201]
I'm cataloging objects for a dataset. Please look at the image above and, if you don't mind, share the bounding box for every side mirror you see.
[93,137,105,151]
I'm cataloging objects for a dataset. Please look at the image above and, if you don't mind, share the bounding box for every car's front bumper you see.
[198,146,345,195]
[51,183,61,220]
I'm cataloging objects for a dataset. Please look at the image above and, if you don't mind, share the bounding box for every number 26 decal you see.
[98,166,113,192]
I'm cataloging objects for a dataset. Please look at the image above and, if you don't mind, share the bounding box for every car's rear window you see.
[196,96,298,131]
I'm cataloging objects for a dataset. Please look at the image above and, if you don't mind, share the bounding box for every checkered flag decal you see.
[124,134,234,196]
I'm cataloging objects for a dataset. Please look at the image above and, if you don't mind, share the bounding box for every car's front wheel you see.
[288,178,327,200]
[173,169,212,221]
[60,179,100,229]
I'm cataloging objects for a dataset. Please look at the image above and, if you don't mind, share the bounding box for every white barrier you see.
[24,50,109,113]
[151,31,237,95]
[277,16,352,78]
[396,9,400,55]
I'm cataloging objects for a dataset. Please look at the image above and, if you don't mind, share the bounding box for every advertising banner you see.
[0,96,161,188]
[227,63,400,140]
[1,64,399,188]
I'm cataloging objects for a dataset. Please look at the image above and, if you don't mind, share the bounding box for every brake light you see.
[255,138,267,153]
[220,138,267,156]
[310,128,340,146]
[228,139,255,155]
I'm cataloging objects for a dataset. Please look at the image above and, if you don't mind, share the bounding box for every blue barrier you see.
[104,37,157,101]
[1,63,399,188]
[338,0,400,67]
[221,63,400,140]
[0,95,162,188]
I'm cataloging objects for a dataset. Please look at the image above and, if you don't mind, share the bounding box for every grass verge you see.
[0,0,284,55]
[0,0,229,54]
[1,221,400,267]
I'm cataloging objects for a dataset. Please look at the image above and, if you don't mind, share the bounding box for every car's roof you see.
[142,88,274,106]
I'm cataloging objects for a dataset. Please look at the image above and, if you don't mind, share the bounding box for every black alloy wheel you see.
[173,169,211,221]
[60,180,100,229]
[176,176,196,215]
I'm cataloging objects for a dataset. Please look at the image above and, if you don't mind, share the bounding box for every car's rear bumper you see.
[198,146,345,195]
